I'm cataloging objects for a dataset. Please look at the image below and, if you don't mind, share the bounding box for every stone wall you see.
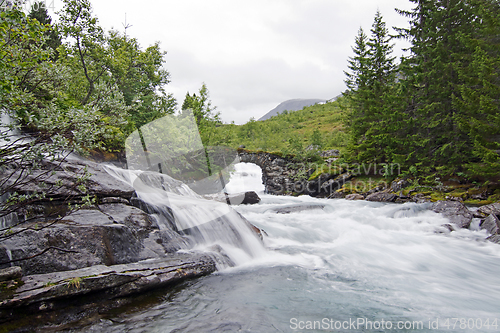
[237,150,350,197]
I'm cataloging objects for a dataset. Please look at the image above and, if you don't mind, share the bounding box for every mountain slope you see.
[258,98,326,121]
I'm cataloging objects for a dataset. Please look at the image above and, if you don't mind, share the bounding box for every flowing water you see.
[75,163,500,332]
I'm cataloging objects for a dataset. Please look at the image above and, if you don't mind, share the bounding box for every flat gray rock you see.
[0,205,188,275]
[0,253,215,312]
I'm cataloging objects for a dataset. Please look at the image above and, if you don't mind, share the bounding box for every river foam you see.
[75,162,500,333]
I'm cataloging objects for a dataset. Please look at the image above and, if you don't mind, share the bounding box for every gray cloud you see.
[60,0,413,124]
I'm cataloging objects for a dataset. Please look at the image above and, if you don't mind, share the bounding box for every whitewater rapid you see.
[77,162,500,332]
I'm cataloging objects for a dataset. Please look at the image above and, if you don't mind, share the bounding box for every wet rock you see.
[442,224,456,232]
[487,234,500,244]
[1,159,135,201]
[241,191,261,204]
[365,192,397,202]
[205,191,261,205]
[0,253,216,319]
[0,206,190,275]
[480,214,500,235]
[431,201,473,229]
[477,203,500,217]
[328,191,346,199]
[345,193,364,201]
[390,179,410,192]
[0,267,22,282]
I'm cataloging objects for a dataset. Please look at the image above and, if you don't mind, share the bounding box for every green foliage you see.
[340,0,500,183]
[182,83,220,125]
[57,0,107,105]
[343,10,398,164]
[206,100,347,156]
[28,1,61,60]
[181,83,222,147]
[310,129,323,148]
[0,7,51,111]
[106,30,176,129]
[0,0,178,152]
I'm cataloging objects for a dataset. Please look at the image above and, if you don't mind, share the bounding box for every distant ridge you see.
[258,98,326,121]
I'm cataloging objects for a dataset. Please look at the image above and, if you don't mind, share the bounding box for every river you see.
[73,163,500,333]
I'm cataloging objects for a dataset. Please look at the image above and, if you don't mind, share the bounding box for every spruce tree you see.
[364,10,397,163]
[344,11,396,163]
[455,0,500,176]
[397,0,477,169]
[344,27,370,159]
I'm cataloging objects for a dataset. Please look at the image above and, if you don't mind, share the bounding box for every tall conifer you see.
[397,0,478,168]
[455,0,500,176]
[344,11,396,163]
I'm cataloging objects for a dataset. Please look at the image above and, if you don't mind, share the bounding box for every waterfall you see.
[104,165,266,266]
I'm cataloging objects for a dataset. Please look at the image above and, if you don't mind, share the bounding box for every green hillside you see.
[204,98,349,156]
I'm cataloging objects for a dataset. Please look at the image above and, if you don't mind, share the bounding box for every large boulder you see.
[477,203,500,217]
[431,200,473,228]
[480,214,500,235]
[1,159,135,201]
[0,204,190,275]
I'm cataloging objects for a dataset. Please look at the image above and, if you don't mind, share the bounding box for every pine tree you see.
[344,11,397,163]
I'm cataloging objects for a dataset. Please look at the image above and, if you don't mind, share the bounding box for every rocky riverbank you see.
[1,151,499,330]
[0,158,260,330]
[237,149,500,244]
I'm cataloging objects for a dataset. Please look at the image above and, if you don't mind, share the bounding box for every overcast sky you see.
[49,0,413,124]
